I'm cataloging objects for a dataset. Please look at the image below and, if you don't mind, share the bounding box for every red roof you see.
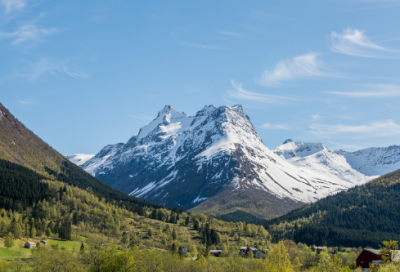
[26,242,36,245]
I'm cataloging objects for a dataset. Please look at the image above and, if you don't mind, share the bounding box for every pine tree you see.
[4,232,15,249]
[172,229,177,240]
[207,235,212,246]
[169,214,176,224]
[170,243,176,254]
[121,232,129,244]
[45,227,52,238]
[178,246,184,259]
[185,216,189,226]
[30,227,36,238]
[80,242,85,254]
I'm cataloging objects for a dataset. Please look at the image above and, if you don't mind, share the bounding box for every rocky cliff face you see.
[75,105,370,217]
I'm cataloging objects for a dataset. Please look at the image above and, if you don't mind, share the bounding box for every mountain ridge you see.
[72,104,371,218]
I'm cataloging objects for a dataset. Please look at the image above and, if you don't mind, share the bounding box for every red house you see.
[210,250,222,257]
[356,248,384,271]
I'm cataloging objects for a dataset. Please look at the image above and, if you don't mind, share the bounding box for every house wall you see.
[356,250,382,269]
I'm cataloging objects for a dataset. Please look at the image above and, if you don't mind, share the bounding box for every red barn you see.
[356,248,384,271]
[210,250,222,257]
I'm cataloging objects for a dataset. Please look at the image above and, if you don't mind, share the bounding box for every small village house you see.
[356,248,384,271]
[239,247,257,257]
[40,240,48,246]
[25,241,36,249]
[210,250,222,257]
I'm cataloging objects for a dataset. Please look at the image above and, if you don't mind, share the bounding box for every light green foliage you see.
[265,240,294,272]
[379,240,399,262]
[31,246,86,272]
[317,252,342,272]
[30,227,36,238]
[85,247,135,272]
[189,244,197,255]
[4,232,14,249]
[0,259,9,272]
[45,227,52,238]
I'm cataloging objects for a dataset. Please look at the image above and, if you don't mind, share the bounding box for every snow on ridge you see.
[71,104,398,206]
[64,154,94,166]
[273,140,400,187]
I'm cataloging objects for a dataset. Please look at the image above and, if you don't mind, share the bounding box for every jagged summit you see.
[273,140,326,159]
[283,139,293,144]
[71,105,376,218]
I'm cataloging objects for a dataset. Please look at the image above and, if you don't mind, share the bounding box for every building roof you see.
[210,250,222,253]
[240,247,257,251]
[26,242,36,245]
[364,248,381,255]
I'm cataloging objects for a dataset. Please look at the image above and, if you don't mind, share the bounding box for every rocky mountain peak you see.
[73,104,374,218]
[283,139,294,144]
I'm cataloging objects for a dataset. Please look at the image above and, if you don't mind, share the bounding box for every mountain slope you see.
[77,105,368,218]
[257,168,400,248]
[0,103,179,212]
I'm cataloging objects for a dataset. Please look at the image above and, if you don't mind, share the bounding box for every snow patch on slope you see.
[65,154,94,166]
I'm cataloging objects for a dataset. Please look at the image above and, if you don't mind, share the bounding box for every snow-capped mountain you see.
[273,140,400,185]
[70,105,372,218]
[65,154,94,166]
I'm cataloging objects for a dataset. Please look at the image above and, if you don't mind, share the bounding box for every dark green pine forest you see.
[0,159,50,210]
[257,169,400,248]
[0,102,182,215]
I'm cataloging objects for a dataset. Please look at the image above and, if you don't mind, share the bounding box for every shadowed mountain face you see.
[0,103,62,173]
[78,105,369,218]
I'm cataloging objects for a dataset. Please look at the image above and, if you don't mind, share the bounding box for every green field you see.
[0,237,85,259]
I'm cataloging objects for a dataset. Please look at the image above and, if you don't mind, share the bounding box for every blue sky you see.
[1,0,400,155]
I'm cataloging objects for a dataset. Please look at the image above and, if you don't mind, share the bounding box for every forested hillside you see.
[0,103,182,214]
[0,160,270,253]
[257,169,400,247]
[0,159,50,210]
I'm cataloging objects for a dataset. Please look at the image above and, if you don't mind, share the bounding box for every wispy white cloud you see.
[312,114,322,120]
[0,24,57,45]
[180,41,222,50]
[258,53,329,86]
[310,120,400,138]
[218,30,243,37]
[227,80,294,104]
[261,123,291,130]
[328,84,400,98]
[18,100,32,105]
[0,0,25,14]
[330,28,397,58]
[24,59,90,80]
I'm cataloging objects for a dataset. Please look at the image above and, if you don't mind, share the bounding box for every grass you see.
[0,239,31,259]
[0,236,86,260]
[46,239,82,252]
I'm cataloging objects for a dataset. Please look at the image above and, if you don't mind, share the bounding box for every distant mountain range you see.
[66,105,399,218]
[273,139,400,177]
[257,168,400,248]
